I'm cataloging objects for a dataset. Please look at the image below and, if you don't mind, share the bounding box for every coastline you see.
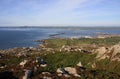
[1,35,120,79]
[1,27,120,50]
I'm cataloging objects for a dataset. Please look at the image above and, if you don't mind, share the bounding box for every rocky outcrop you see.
[56,68,70,77]
[23,69,33,79]
[91,62,96,68]
[64,67,81,77]
[20,60,28,67]
[60,45,89,53]
[95,44,120,61]
[95,47,108,59]
[76,62,83,67]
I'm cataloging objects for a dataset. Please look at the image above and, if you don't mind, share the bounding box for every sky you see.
[0,0,120,26]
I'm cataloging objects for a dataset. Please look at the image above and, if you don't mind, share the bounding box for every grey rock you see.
[23,69,33,79]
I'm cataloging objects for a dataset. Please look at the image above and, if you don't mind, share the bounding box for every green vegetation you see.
[35,51,120,78]
[96,59,120,75]
[45,37,120,48]
[40,52,96,72]
[1,37,120,78]
[0,55,22,66]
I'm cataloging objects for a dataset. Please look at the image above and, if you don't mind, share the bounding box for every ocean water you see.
[0,27,120,49]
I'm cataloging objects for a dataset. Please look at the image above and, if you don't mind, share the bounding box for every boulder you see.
[95,47,107,59]
[60,45,71,52]
[91,62,96,68]
[95,44,120,61]
[78,48,82,52]
[40,64,47,67]
[35,57,41,63]
[109,44,120,58]
[43,76,52,79]
[23,69,33,79]
[56,68,70,77]
[76,62,82,67]
[64,67,80,77]
[40,59,47,67]
[56,68,66,74]
[57,73,62,77]
[42,72,51,75]
[0,63,6,69]
[64,67,77,75]
[36,58,47,67]
[20,60,28,67]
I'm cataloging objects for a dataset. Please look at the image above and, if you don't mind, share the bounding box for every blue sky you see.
[0,0,120,26]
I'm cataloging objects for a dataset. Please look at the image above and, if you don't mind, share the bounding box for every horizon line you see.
[0,25,120,27]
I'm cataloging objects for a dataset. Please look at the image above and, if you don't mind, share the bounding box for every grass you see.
[45,37,120,49]
[0,55,22,66]
[37,51,96,72]
[37,37,120,75]
[0,56,22,72]
[96,58,120,75]
[1,37,120,78]
[34,51,120,78]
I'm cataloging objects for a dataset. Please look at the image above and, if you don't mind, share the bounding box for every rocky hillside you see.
[95,44,120,61]
[0,37,120,79]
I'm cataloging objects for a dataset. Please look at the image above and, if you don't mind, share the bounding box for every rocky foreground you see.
[1,37,120,79]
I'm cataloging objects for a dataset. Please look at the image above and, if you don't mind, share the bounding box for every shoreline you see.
[1,34,120,79]
[1,33,120,50]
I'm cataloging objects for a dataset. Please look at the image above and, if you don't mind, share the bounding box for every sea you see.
[0,27,120,49]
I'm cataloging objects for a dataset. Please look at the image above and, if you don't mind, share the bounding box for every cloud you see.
[0,0,104,16]
[0,0,120,26]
